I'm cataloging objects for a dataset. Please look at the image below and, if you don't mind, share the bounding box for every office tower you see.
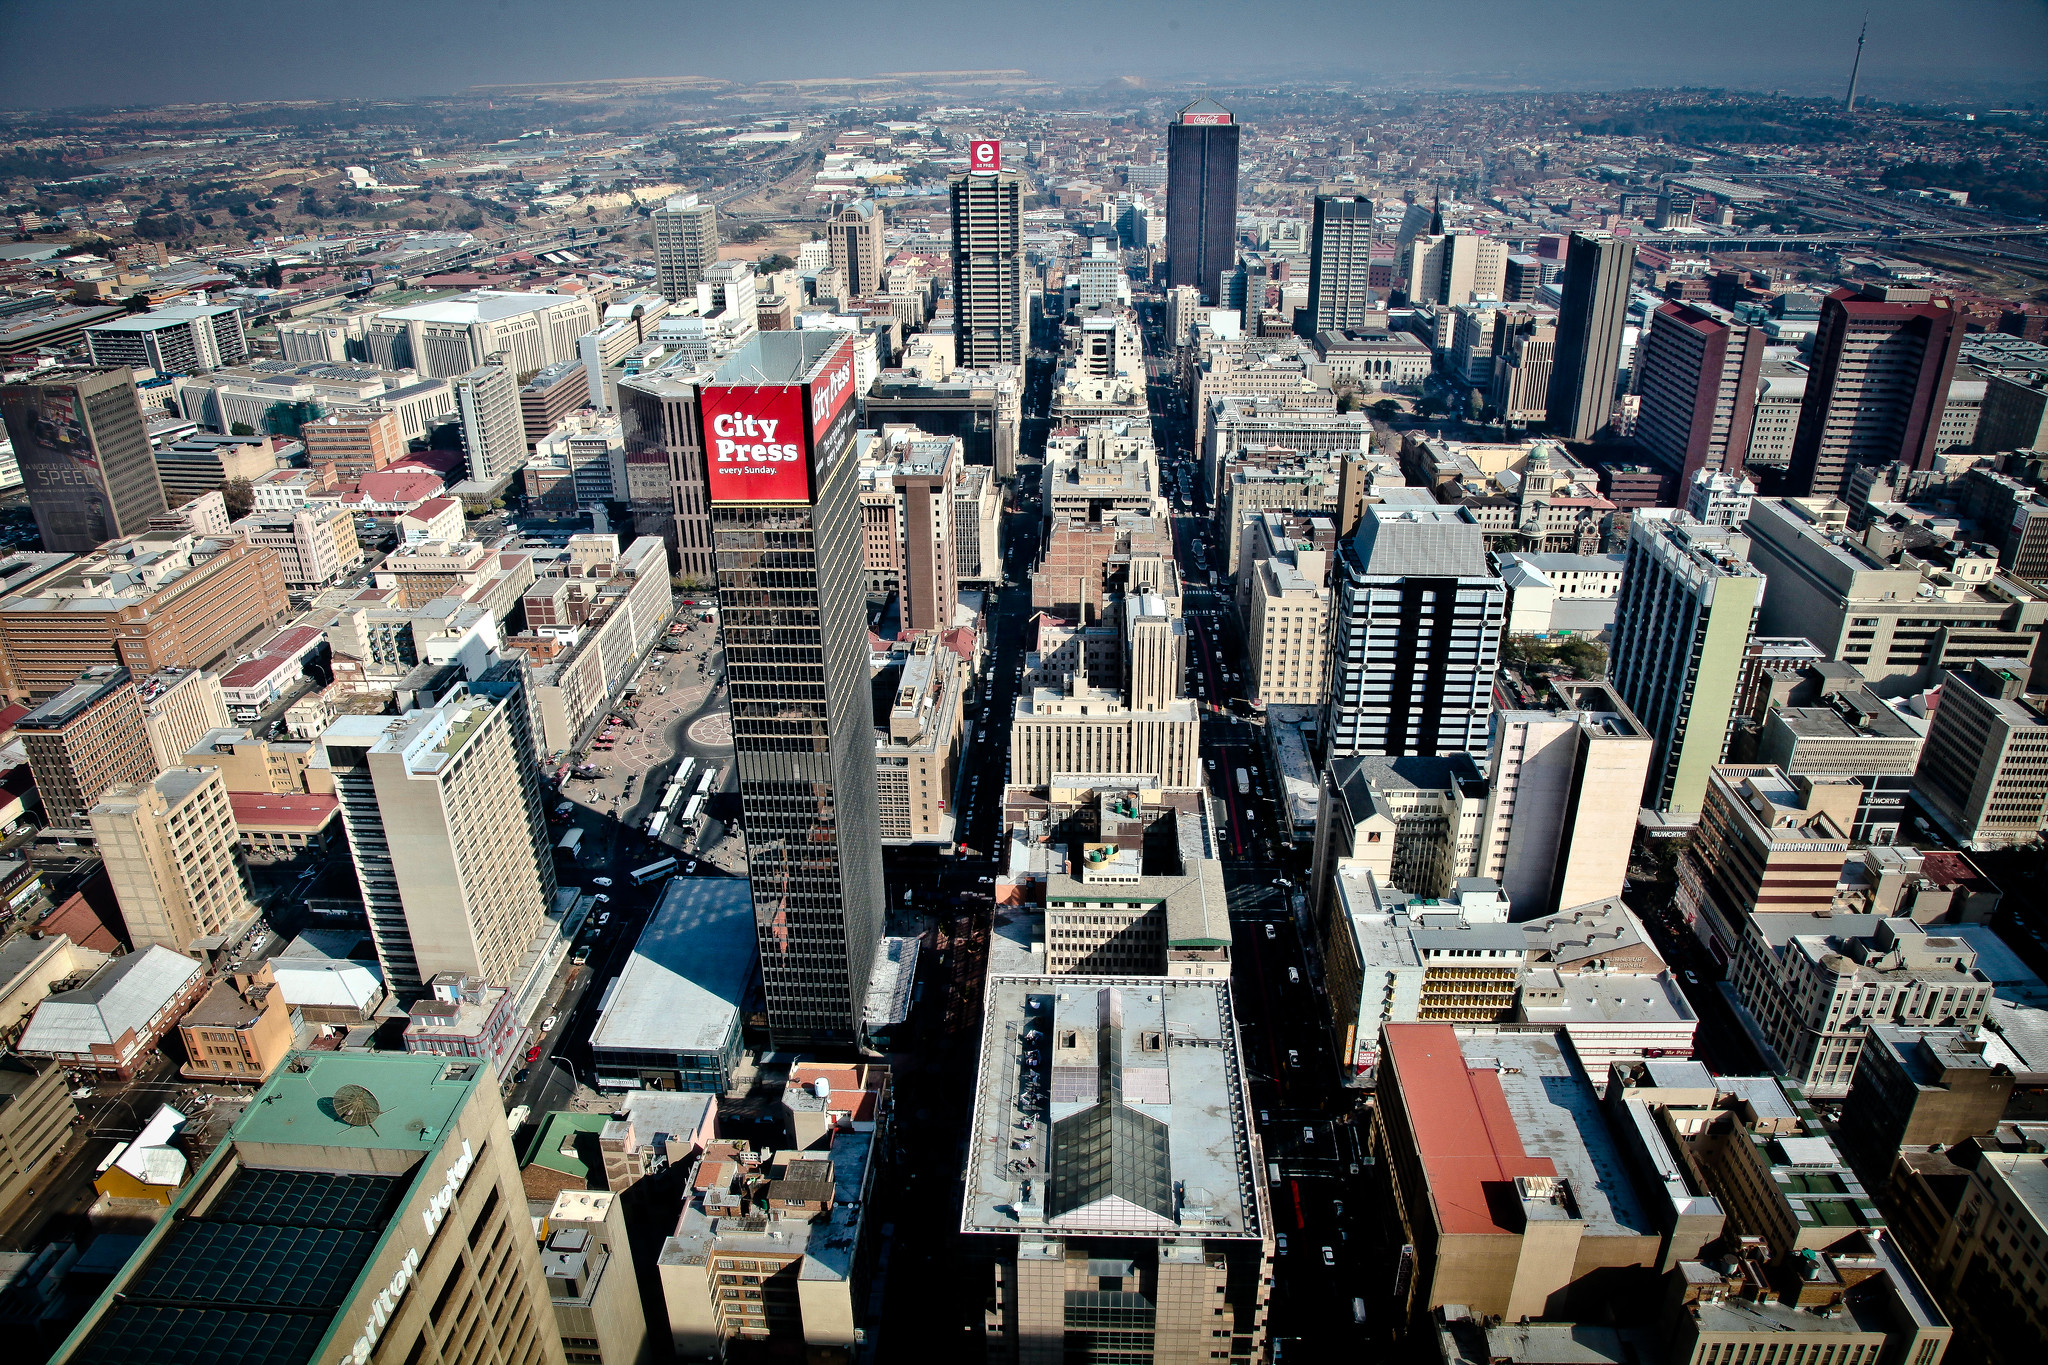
[453,363,527,487]
[827,198,883,299]
[53,1051,568,1365]
[319,672,557,997]
[890,433,958,633]
[867,367,1023,480]
[1477,680,1654,918]
[1400,231,1506,308]
[1305,194,1375,333]
[1165,98,1240,305]
[1787,285,1966,498]
[1635,300,1765,487]
[1248,541,1331,707]
[1915,658,2048,849]
[1502,253,1542,304]
[618,362,715,581]
[302,410,405,480]
[0,367,167,554]
[949,168,1026,368]
[18,666,158,830]
[1544,232,1637,442]
[963,977,1274,1364]
[1486,309,1557,426]
[1653,190,1695,230]
[137,667,230,770]
[1607,515,1765,815]
[699,331,883,1049]
[1326,504,1505,759]
[653,193,720,302]
[84,303,247,374]
[90,766,251,953]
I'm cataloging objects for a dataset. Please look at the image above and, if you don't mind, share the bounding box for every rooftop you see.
[588,877,756,1058]
[962,976,1264,1241]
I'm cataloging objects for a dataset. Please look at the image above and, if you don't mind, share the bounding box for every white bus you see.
[1234,768,1250,796]
[630,857,677,886]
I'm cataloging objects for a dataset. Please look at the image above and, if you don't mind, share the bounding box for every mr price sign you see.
[702,383,811,503]
[969,140,1001,173]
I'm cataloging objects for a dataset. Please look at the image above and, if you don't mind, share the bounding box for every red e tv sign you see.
[968,140,1001,173]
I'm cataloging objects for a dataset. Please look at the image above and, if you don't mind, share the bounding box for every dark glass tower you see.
[1166,98,1240,306]
[1544,232,1637,443]
[0,366,166,553]
[699,331,884,1049]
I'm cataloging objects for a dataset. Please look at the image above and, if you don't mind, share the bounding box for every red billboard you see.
[968,140,1001,172]
[701,383,811,503]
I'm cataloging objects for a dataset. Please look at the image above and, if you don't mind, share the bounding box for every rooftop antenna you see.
[331,1083,384,1134]
[1845,18,1868,113]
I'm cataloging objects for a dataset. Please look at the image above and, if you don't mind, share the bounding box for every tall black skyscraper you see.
[698,330,884,1049]
[950,165,1026,367]
[0,367,166,553]
[1544,231,1637,443]
[1166,98,1240,306]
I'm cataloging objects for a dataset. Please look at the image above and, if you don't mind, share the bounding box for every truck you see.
[556,828,584,860]
[1234,768,1250,796]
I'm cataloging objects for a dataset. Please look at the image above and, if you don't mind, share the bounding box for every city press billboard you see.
[701,332,858,504]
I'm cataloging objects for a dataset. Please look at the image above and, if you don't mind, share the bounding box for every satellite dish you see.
[332,1084,384,1131]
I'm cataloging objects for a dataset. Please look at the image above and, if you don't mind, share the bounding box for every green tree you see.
[229,421,256,436]
[757,252,796,273]
[1371,399,1402,420]
[220,478,255,519]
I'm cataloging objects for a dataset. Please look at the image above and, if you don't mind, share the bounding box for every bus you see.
[630,857,677,886]
[646,811,668,841]
[556,828,584,860]
[1234,768,1250,796]
[680,794,705,828]
[697,768,717,795]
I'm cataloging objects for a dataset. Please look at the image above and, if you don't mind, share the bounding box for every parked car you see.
[591,876,612,887]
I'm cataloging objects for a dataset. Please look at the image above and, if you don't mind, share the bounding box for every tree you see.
[1466,387,1485,422]
[260,262,283,289]
[757,252,796,273]
[1371,399,1402,420]
[730,223,770,244]
[229,421,256,436]
[220,478,255,519]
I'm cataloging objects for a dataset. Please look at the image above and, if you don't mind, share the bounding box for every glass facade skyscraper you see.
[701,331,885,1049]
[0,366,166,554]
[1165,98,1240,306]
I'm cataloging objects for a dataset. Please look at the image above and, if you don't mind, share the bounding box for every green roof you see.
[519,1110,611,1182]
[232,1051,485,1153]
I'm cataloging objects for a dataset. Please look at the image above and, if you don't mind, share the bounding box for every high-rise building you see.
[1635,300,1766,487]
[1914,658,2048,849]
[1788,285,1967,497]
[653,194,720,303]
[18,665,158,830]
[1305,194,1375,334]
[950,168,1026,368]
[1326,503,1504,759]
[0,367,167,554]
[453,363,527,488]
[1165,98,1240,305]
[618,359,716,581]
[1486,308,1557,426]
[963,976,1274,1365]
[90,765,252,953]
[1402,231,1507,308]
[52,1050,569,1365]
[1247,541,1331,707]
[698,331,883,1048]
[536,1189,651,1365]
[84,303,248,375]
[137,667,231,771]
[1544,232,1637,442]
[318,669,557,997]
[1477,680,1654,918]
[890,432,959,633]
[1607,515,1765,815]
[828,199,883,299]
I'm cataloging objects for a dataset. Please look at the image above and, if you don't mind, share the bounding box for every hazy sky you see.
[1,0,2043,110]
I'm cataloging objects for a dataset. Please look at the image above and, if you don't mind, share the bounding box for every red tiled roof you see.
[42,869,127,953]
[1383,1024,1554,1237]
[409,497,457,519]
[0,702,28,737]
[228,792,339,830]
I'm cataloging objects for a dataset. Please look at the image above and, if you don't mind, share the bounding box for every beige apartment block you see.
[19,665,160,830]
[89,765,253,953]
[1247,546,1330,707]
[136,667,230,771]
[541,1189,652,1365]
